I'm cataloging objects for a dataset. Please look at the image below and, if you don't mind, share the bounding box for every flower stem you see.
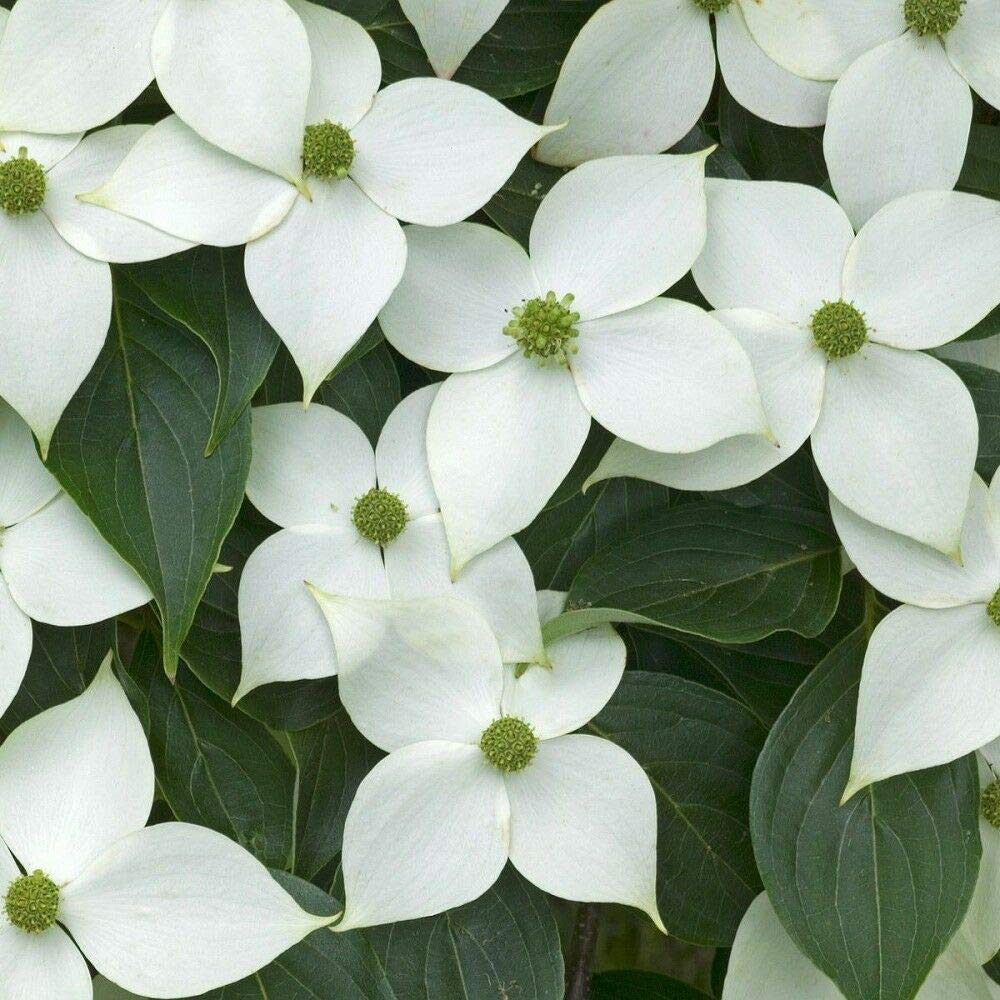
[565,903,600,999]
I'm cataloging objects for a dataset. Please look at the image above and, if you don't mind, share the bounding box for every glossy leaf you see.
[947,359,1000,481]
[591,971,709,999]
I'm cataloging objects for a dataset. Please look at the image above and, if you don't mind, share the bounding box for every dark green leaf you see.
[0,619,114,737]
[46,272,251,677]
[947,360,1000,481]
[288,707,383,881]
[144,664,296,868]
[709,444,825,512]
[124,247,279,455]
[591,970,709,999]
[588,672,766,946]
[482,155,566,248]
[565,502,842,644]
[959,123,1000,199]
[314,0,390,23]
[367,867,564,1000]
[750,630,982,1000]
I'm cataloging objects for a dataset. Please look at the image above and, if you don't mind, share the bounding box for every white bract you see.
[0,7,190,451]
[398,0,509,79]
[938,333,1000,374]
[821,1,1000,227]
[380,152,770,572]
[586,182,1000,557]
[0,399,151,717]
[834,469,1000,797]
[236,386,546,702]
[84,0,556,403]
[309,587,664,933]
[0,659,334,998]
[536,0,833,168]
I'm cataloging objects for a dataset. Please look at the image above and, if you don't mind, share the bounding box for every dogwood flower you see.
[309,587,664,933]
[84,0,556,403]
[0,3,191,449]
[0,398,151,717]
[0,658,335,998]
[627,180,999,556]
[823,2,1000,227]
[236,386,546,702]
[536,0,832,168]
[833,469,1000,798]
[380,152,770,572]
[398,0,509,79]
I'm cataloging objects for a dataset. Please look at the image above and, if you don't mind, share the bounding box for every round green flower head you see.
[504,291,581,366]
[302,121,355,179]
[811,300,868,359]
[903,0,965,34]
[0,148,46,216]
[4,870,59,933]
[982,779,1000,830]
[692,0,733,11]
[352,487,408,545]
[480,716,539,773]
[987,586,1000,628]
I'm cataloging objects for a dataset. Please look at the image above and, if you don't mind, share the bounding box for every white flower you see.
[833,469,1000,798]
[379,152,770,572]
[397,0,509,79]
[83,0,557,403]
[0,398,151,717]
[0,1,191,448]
[590,182,1000,556]
[938,334,1000,374]
[0,658,333,998]
[536,0,833,168]
[309,587,664,933]
[823,5,1000,227]
[236,386,546,702]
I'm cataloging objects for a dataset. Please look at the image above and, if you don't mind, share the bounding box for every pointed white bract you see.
[0,663,332,997]
[382,153,770,570]
[0,401,150,716]
[835,470,1000,796]
[236,388,546,701]
[537,0,831,168]
[88,0,554,396]
[310,589,662,932]
[398,0,509,78]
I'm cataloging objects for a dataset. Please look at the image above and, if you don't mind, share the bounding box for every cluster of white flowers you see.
[0,0,998,995]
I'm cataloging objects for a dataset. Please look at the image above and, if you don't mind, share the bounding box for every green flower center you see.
[692,0,733,11]
[480,716,539,773]
[351,487,408,545]
[4,870,59,933]
[811,300,868,359]
[982,779,1000,829]
[302,121,355,180]
[0,149,45,215]
[987,587,1000,627]
[504,292,581,367]
[903,0,965,34]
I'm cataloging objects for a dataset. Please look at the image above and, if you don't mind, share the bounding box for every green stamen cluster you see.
[692,0,733,11]
[811,300,868,359]
[302,121,355,179]
[352,488,408,545]
[903,0,965,34]
[504,292,581,366]
[4,870,59,933]
[982,779,1000,829]
[480,716,539,773]
[987,586,1000,627]
[0,149,45,215]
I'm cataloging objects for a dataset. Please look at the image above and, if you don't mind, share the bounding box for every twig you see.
[565,903,600,1000]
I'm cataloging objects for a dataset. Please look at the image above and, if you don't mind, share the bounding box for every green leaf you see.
[959,123,1000,199]
[370,1,601,100]
[564,502,842,644]
[46,272,251,678]
[709,445,826,512]
[0,619,115,738]
[947,359,1000,481]
[314,0,390,23]
[750,629,982,1000]
[482,155,566,248]
[288,706,383,881]
[591,971,709,1000]
[123,247,279,456]
[181,504,344,731]
[587,672,766,946]
[143,663,297,868]
[366,866,565,1000]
